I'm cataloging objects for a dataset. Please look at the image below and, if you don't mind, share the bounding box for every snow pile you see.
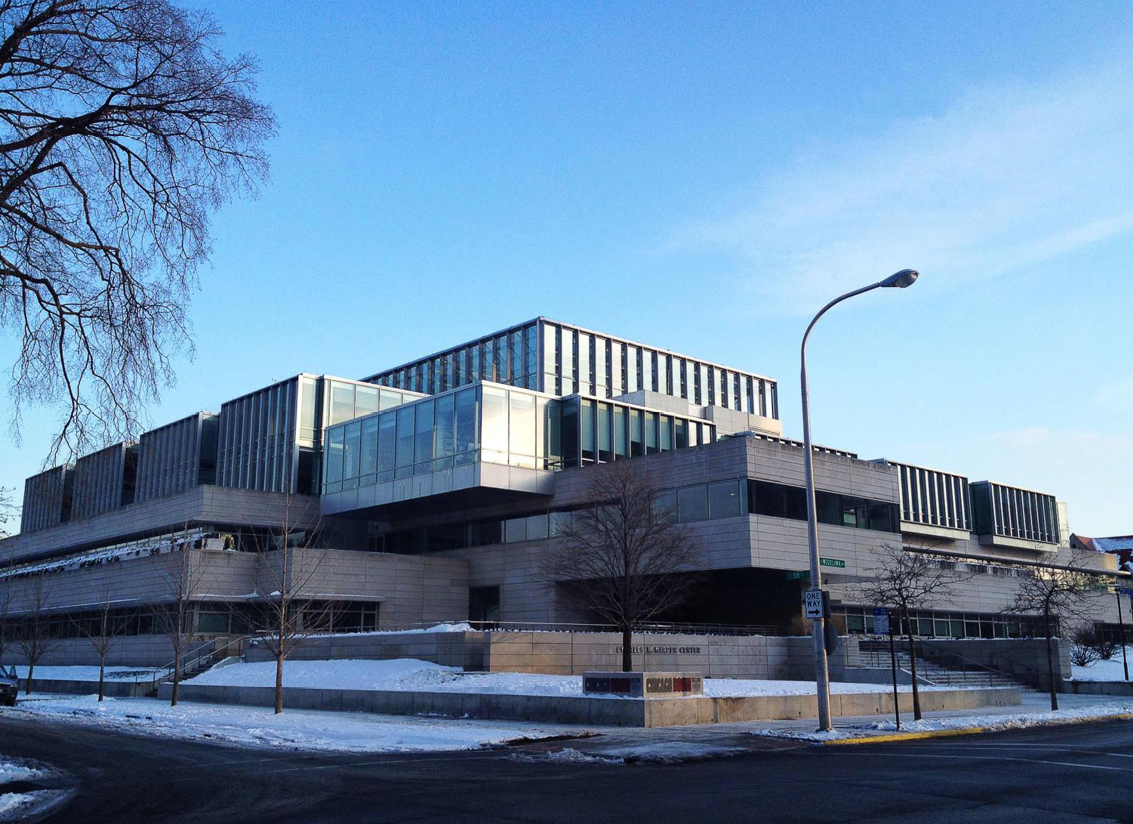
[0,791,48,819]
[751,700,1133,742]
[0,759,40,785]
[187,658,962,698]
[0,758,46,823]
[5,694,585,754]
[1070,649,1133,682]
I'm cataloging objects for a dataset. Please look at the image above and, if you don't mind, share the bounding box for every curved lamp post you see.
[801,269,919,731]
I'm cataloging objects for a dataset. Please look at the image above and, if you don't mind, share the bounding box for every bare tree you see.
[254,498,331,714]
[71,588,114,701]
[0,0,275,458]
[0,581,12,666]
[543,460,701,673]
[15,576,58,694]
[0,487,16,538]
[155,529,205,706]
[854,542,972,721]
[1008,549,1098,711]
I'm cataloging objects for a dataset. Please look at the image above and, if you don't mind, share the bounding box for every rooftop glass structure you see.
[364,318,779,419]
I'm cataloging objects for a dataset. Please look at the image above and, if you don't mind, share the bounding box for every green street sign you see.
[786,570,810,580]
[820,557,846,569]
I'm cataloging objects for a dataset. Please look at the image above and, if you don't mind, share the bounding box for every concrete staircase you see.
[858,642,1021,689]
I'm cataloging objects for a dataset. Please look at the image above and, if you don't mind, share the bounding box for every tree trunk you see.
[98,655,106,702]
[24,660,34,695]
[171,649,181,707]
[621,626,633,673]
[904,609,922,721]
[1045,611,1058,711]
[275,653,284,714]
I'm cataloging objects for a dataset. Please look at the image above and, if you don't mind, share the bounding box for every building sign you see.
[615,645,703,655]
[873,607,890,635]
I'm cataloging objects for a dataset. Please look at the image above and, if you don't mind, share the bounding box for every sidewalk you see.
[532,691,1133,763]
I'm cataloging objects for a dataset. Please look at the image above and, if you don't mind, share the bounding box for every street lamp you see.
[800,269,918,731]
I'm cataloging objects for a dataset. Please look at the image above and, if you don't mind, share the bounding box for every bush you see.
[1070,626,1102,667]
[1095,637,1119,660]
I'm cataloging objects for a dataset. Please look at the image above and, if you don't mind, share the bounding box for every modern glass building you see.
[0,315,1123,670]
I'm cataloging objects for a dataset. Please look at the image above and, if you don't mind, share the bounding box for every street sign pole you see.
[875,607,899,730]
[1118,589,1130,682]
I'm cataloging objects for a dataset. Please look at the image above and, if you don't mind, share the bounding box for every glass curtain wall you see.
[323,384,564,494]
[559,397,714,469]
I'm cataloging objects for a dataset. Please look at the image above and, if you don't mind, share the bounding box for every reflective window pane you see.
[481,386,509,461]
[330,382,355,425]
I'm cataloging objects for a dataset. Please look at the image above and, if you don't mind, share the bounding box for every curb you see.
[821,711,1133,746]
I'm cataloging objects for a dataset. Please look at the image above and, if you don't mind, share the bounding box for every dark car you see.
[0,665,18,706]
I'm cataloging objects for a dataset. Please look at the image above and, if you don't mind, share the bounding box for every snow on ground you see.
[3,693,586,754]
[0,759,39,785]
[751,700,1133,742]
[1070,648,1133,682]
[187,658,961,697]
[0,757,47,823]
[9,666,162,683]
[0,791,49,820]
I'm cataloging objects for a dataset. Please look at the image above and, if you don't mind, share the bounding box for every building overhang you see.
[320,461,555,519]
[976,534,1059,553]
[900,521,972,542]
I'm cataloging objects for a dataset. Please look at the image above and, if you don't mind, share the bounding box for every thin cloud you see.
[668,52,1133,312]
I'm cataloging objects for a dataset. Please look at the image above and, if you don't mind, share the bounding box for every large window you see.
[750,479,899,532]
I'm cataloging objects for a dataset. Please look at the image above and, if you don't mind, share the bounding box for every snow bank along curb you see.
[158,681,1022,728]
[820,710,1133,745]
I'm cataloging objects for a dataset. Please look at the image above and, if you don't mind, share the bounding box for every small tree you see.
[254,500,331,715]
[855,542,971,721]
[543,460,701,673]
[0,487,16,539]
[0,581,12,666]
[72,589,115,701]
[16,577,59,694]
[156,530,206,707]
[1008,549,1097,711]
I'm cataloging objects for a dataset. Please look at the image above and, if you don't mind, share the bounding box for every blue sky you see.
[2,2,1131,534]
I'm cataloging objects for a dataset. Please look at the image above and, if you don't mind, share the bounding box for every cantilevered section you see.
[970,480,1062,551]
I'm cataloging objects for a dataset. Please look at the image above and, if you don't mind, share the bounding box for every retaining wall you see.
[156,682,1021,728]
[242,630,860,681]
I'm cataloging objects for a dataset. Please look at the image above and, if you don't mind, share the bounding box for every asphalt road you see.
[4,715,1133,823]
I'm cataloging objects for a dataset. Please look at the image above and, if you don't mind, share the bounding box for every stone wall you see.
[244,629,860,681]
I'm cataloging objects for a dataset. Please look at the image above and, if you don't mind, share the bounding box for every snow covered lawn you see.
[3,694,586,754]
[9,665,162,683]
[187,658,963,697]
[1070,648,1133,682]
[752,700,1133,742]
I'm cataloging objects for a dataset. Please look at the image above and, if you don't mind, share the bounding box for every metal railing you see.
[458,620,785,637]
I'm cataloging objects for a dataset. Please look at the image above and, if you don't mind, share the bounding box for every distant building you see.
[1072,534,1133,573]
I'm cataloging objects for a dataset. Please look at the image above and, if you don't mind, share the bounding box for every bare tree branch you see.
[0,0,276,460]
[1006,546,1101,710]
[252,493,332,714]
[542,460,702,672]
[853,541,973,720]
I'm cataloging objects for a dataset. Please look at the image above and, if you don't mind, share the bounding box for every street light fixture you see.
[800,268,919,731]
